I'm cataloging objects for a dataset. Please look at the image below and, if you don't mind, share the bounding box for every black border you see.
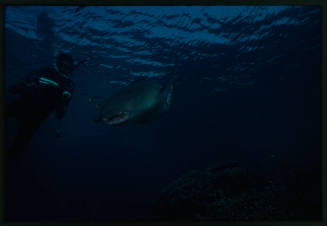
[0,1,326,225]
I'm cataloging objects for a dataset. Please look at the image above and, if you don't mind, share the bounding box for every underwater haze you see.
[5,6,321,221]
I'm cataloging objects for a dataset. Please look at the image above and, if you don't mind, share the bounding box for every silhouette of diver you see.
[6,52,85,158]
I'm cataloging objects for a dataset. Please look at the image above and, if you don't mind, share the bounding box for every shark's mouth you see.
[103,111,129,125]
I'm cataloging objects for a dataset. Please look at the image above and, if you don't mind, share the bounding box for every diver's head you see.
[56,52,74,76]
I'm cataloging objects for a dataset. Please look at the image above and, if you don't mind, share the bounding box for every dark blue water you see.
[5,6,321,221]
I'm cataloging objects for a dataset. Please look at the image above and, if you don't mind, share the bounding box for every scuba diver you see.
[6,52,85,158]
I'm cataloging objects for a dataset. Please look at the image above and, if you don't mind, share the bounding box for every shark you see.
[93,76,175,126]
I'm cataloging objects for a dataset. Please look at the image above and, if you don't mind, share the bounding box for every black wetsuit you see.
[6,67,75,157]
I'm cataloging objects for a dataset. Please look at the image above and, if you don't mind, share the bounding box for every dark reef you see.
[152,162,321,220]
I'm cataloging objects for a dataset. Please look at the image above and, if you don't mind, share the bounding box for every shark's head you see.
[94,79,171,126]
[101,109,131,126]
